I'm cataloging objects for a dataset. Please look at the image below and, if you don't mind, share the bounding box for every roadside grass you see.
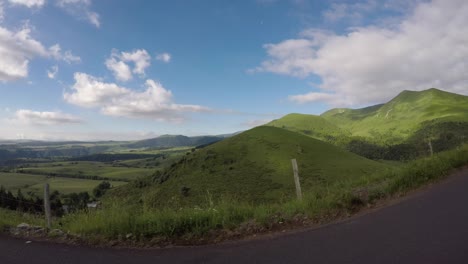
[58,144,468,242]
[0,208,44,231]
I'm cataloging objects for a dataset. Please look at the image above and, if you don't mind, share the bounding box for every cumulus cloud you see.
[13,109,83,125]
[156,52,171,63]
[105,56,132,82]
[63,73,127,107]
[8,0,45,8]
[121,49,151,75]
[56,0,100,28]
[0,24,80,82]
[64,72,210,122]
[254,0,468,107]
[47,65,58,79]
[0,25,48,81]
[105,49,151,82]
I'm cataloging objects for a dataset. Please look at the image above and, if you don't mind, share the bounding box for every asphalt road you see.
[1,168,468,264]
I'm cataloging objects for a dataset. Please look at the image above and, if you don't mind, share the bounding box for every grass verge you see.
[0,208,44,231]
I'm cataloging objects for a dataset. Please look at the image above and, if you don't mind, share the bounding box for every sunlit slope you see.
[266,113,350,141]
[321,88,468,141]
[137,126,386,207]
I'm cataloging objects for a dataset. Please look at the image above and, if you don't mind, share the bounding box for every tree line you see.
[0,181,112,216]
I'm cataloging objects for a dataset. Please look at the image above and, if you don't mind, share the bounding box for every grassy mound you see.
[125,126,387,208]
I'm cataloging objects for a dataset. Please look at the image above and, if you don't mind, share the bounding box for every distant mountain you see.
[125,135,224,149]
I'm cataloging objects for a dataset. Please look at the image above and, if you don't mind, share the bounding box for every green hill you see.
[123,126,387,208]
[266,113,350,142]
[321,88,468,143]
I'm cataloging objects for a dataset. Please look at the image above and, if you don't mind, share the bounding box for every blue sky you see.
[0,0,467,140]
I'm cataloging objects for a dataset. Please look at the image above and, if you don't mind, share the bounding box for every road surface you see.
[1,168,468,264]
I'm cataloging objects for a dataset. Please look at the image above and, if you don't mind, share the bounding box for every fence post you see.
[291,159,303,201]
[44,183,51,230]
[428,139,433,156]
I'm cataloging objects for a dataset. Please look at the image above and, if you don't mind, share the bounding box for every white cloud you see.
[64,72,128,107]
[86,11,99,27]
[105,49,151,81]
[156,52,171,63]
[47,65,58,79]
[0,25,47,81]
[56,0,100,28]
[48,44,81,63]
[322,0,377,24]
[64,72,210,122]
[8,0,45,8]
[251,39,316,78]
[13,109,83,125]
[254,0,468,107]
[0,24,80,82]
[120,49,151,75]
[105,56,132,82]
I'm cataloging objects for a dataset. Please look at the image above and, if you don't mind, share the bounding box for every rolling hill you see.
[266,113,350,142]
[123,126,387,208]
[321,88,468,142]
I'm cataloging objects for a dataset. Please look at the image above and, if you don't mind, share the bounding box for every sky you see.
[0,0,467,141]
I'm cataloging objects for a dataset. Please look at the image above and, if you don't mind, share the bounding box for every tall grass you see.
[0,208,44,230]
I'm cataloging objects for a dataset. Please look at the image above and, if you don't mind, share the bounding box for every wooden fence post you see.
[44,183,51,230]
[291,159,303,201]
[428,139,433,156]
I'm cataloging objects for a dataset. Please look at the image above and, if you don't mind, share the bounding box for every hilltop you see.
[321,88,468,142]
[120,126,387,208]
[266,113,350,142]
[262,88,468,160]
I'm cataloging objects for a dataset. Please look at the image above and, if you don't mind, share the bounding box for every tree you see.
[93,181,111,198]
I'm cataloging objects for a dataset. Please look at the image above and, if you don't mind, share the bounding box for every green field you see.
[0,172,126,196]
[18,161,154,181]
[0,172,47,190]
[26,177,126,196]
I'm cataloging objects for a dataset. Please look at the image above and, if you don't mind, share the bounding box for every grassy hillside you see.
[321,88,468,143]
[120,126,387,208]
[266,113,350,142]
